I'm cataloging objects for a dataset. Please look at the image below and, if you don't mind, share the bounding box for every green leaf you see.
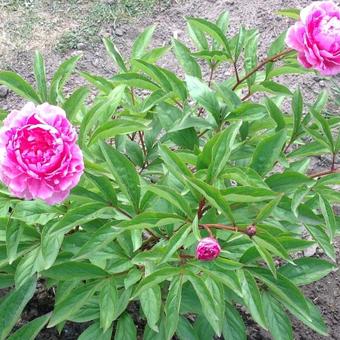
[141,46,170,64]
[238,270,267,329]
[227,103,267,121]
[185,271,222,336]
[319,194,336,241]
[259,81,292,96]
[132,25,156,60]
[244,29,259,87]
[42,262,108,281]
[15,247,40,288]
[291,185,310,217]
[265,97,286,131]
[177,316,199,340]
[266,171,313,193]
[187,20,209,50]
[250,129,287,176]
[161,224,191,263]
[265,32,287,77]
[13,200,59,225]
[121,212,185,231]
[79,85,126,146]
[8,313,50,340]
[268,65,309,79]
[291,88,303,140]
[262,292,293,340]
[86,173,117,205]
[304,224,335,261]
[255,195,282,223]
[165,276,183,340]
[100,142,140,212]
[186,75,220,124]
[147,185,193,217]
[0,274,14,289]
[187,177,235,224]
[103,38,128,72]
[253,241,277,278]
[207,121,241,182]
[63,86,89,122]
[248,267,311,322]
[234,26,246,61]
[111,73,159,91]
[253,229,291,262]
[0,71,41,103]
[78,322,113,340]
[140,286,161,332]
[285,297,328,336]
[6,218,23,264]
[49,202,113,236]
[79,71,113,93]
[115,313,137,340]
[100,277,118,331]
[0,276,36,339]
[187,17,231,57]
[221,186,278,202]
[50,55,81,104]
[279,257,335,286]
[278,8,301,20]
[173,39,202,78]
[133,267,181,298]
[49,282,99,327]
[312,89,329,113]
[223,302,247,340]
[89,119,147,145]
[159,145,192,178]
[311,109,334,152]
[33,51,48,102]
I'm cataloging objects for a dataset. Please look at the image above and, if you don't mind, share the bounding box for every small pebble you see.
[115,28,124,37]
[0,86,9,98]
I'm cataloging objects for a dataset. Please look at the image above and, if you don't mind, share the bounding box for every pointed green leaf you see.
[0,71,41,103]
[250,129,287,176]
[0,276,36,339]
[33,51,48,102]
[262,292,293,340]
[100,142,140,212]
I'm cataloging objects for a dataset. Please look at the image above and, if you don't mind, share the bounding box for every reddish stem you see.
[138,131,147,157]
[310,168,339,179]
[232,48,294,91]
[208,63,216,87]
[197,199,206,219]
[200,223,240,233]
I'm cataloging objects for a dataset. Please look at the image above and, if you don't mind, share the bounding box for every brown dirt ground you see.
[0,0,339,339]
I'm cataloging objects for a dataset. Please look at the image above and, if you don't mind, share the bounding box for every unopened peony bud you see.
[246,224,256,237]
[196,237,221,261]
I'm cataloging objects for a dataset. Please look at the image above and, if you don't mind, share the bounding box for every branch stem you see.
[232,48,294,91]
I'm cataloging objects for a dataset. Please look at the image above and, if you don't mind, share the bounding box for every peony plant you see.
[0,1,339,339]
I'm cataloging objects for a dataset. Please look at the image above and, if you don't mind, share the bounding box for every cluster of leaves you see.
[0,9,339,340]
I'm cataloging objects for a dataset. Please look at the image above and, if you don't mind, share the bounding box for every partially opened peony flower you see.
[286,1,340,76]
[196,237,221,261]
[0,102,84,205]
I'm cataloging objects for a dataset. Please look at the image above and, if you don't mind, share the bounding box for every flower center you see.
[15,124,64,174]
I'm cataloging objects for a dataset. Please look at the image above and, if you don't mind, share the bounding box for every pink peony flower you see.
[196,237,221,261]
[286,1,340,76]
[0,102,84,205]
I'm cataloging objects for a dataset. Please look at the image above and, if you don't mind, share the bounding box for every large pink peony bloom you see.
[0,102,84,205]
[196,237,221,261]
[286,1,340,76]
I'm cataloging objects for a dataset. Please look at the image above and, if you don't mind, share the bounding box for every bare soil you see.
[0,0,339,339]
